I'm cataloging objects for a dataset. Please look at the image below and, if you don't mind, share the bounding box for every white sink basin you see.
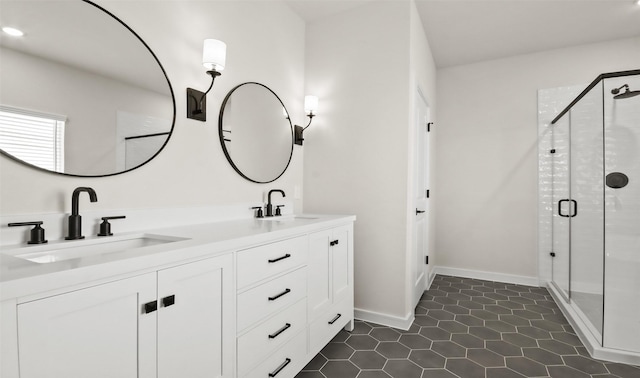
[259,215,319,222]
[4,234,188,264]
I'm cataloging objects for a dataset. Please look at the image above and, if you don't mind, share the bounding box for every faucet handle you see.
[8,221,48,244]
[251,206,264,218]
[98,216,126,237]
[275,205,285,216]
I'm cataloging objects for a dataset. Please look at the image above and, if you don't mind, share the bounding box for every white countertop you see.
[0,214,355,301]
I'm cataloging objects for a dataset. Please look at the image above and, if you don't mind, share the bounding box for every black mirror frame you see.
[0,0,176,178]
[218,82,294,184]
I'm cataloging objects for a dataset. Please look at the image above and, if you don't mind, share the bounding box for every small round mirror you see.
[218,82,293,183]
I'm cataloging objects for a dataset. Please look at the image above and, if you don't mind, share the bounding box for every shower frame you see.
[542,69,640,365]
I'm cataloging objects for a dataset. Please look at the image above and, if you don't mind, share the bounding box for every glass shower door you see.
[551,113,571,300]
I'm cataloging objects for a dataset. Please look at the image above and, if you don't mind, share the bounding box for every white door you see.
[157,255,234,378]
[412,89,430,306]
[17,274,157,378]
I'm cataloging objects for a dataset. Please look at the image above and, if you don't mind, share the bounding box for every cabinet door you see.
[307,229,332,318]
[331,225,351,305]
[157,254,234,378]
[17,273,157,378]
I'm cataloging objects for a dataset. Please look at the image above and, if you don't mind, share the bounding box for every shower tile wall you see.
[602,76,640,353]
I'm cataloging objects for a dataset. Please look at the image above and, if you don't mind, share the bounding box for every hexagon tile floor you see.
[295,275,640,378]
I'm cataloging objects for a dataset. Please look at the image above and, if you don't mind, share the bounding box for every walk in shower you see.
[538,69,640,365]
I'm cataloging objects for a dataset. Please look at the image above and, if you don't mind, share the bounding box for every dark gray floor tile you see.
[551,331,582,346]
[469,326,502,340]
[486,367,527,378]
[470,309,500,320]
[486,340,523,357]
[517,326,552,340]
[500,314,531,327]
[496,289,522,297]
[414,315,439,327]
[421,368,459,378]
[397,323,421,334]
[427,309,456,321]
[445,358,486,378]
[409,349,446,368]
[376,341,411,359]
[547,365,591,378]
[460,289,486,297]
[458,300,485,310]
[330,329,350,343]
[505,356,548,377]
[471,296,498,304]
[399,334,432,349]
[438,320,468,333]
[346,334,378,350]
[456,314,485,327]
[320,342,355,359]
[370,327,401,342]
[419,326,451,341]
[451,333,485,348]
[531,319,566,332]
[296,371,326,378]
[511,309,544,320]
[502,333,538,348]
[526,303,557,314]
[605,363,640,378]
[522,347,564,365]
[320,360,359,378]
[383,359,423,378]
[351,321,373,335]
[302,353,327,370]
[431,340,467,357]
[467,348,506,367]
[538,339,577,355]
[486,320,517,333]
[496,300,526,310]
[443,305,470,315]
[357,371,391,378]
[563,355,608,375]
[349,350,386,369]
[433,296,458,305]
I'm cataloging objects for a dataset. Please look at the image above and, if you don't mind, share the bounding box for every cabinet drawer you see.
[237,236,308,289]
[242,329,307,378]
[238,299,306,376]
[237,268,307,331]
[309,297,353,355]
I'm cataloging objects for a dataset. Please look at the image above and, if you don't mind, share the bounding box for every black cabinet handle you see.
[268,288,291,301]
[143,301,157,314]
[269,358,291,377]
[558,199,578,218]
[268,323,291,339]
[162,295,175,307]
[268,254,291,263]
[328,313,342,325]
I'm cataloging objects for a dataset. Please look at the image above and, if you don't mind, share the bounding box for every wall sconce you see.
[187,39,226,122]
[294,95,318,145]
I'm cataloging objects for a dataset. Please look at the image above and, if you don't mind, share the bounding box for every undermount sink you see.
[4,234,188,264]
[260,215,319,222]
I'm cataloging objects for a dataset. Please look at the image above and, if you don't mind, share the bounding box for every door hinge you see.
[427,122,433,132]
[549,252,556,257]
[550,149,556,154]
[426,189,430,198]
[425,256,429,265]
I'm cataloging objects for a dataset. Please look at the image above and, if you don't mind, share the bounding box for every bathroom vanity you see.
[0,214,355,378]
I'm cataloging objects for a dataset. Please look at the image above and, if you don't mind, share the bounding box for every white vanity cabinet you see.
[307,224,354,356]
[12,254,234,378]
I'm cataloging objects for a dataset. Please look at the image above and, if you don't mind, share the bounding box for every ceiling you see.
[285,0,640,68]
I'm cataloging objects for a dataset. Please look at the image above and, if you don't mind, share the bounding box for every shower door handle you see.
[570,199,577,217]
[558,199,570,217]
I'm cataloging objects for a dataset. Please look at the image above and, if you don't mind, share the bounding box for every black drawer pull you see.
[143,301,157,314]
[328,313,342,325]
[268,323,291,339]
[268,288,291,301]
[269,358,291,377]
[268,254,291,263]
[162,295,175,307]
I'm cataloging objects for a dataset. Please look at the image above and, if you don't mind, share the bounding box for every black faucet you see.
[266,189,285,217]
[66,187,98,240]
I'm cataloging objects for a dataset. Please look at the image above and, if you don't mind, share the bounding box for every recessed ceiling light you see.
[2,27,24,37]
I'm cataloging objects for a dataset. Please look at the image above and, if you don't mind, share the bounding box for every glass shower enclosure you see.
[539,69,640,364]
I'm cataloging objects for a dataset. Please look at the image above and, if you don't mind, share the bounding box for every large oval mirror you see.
[0,0,175,177]
[219,82,293,183]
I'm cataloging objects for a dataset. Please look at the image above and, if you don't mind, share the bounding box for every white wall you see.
[435,37,640,284]
[304,1,437,325]
[0,0,306,216]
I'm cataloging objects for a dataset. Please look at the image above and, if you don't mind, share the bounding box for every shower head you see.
[611,84,640,99]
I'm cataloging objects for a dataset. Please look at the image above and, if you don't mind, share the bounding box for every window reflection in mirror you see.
[0,0,175,177]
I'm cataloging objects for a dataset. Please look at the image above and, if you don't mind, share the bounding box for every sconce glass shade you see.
[203,39,226,72]
[304,95,318,115]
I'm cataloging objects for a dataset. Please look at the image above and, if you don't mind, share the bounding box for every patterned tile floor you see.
[296,275,640,378]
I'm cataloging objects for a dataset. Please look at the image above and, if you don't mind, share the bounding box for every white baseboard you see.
[354,307,414,331]
[434,266,540,287]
